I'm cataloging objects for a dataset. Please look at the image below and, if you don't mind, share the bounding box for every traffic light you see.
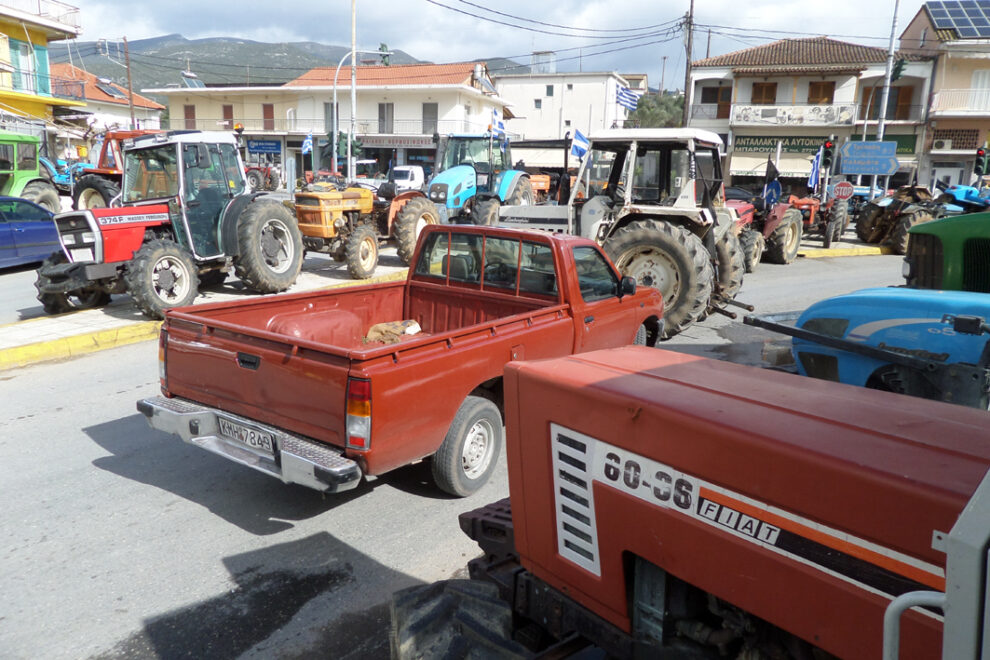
[976,148,988,176]
[822,139,835,171]
[891,59,906,82]
[379,43,390,66]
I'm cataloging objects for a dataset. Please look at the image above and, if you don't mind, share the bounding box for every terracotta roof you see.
[50,63,164,110]
[693,36,924,68]
[284,62,480,87]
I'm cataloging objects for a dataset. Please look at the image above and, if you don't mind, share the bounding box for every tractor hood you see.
[427,164,477,209]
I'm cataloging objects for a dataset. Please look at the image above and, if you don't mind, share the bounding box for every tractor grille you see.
[551,423,601,577]
[963,239,990,293]
[906,233,942,289]
[55,212,100,263]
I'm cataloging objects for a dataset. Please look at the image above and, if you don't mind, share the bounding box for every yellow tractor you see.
[294,185,381,279]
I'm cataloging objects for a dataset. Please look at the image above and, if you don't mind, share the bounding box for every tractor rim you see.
[462,418,496,479]
[358,234,376,271]
[414,213,435,239]
[616,247,680,309]
[151,255,190,303]
[80,188,106,209]
[260,218,294,273]
[784,222,799,252]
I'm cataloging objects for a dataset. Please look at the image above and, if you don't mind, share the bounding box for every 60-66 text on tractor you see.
[35,131,304,318]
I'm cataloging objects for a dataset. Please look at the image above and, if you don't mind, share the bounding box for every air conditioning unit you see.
[933,139,953,150]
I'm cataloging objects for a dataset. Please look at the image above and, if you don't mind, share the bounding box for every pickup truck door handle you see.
[236,352,261,370]
[584,316,595,324]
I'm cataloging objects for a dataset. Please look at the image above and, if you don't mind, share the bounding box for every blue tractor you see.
[937,183,990,214]
[389,132,533,263]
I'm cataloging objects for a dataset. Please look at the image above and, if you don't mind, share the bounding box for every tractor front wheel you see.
[472,197,500,226]
[605,220,713,339]
[23,180,61,213]
[233,199,304,293]
[125,239,200,319]
[394,197,440,264]
[739,228,765,273]
[344,224,379,279]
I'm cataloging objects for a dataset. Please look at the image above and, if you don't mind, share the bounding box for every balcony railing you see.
[0,0,79,29]
[691,103,730,120]
[932,88,990,114]
[0,67,84,100]
[162,117,488,135]
[731,103,859,126]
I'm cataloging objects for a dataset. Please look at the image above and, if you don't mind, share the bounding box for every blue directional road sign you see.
[839,141,899,176]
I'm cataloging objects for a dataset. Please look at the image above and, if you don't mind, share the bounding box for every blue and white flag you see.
[491,107,505,136]
[807,147,822,189]
[571,129,589,159]
[302,132,313,155]
[616,85,642,111]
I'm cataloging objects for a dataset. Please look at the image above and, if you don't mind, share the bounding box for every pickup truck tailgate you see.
[163,317,350,446]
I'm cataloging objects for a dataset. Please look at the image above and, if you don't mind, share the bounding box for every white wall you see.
[495,73,629,139]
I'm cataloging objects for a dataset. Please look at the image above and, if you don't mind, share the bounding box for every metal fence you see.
[161,117,488,135]
[932,89,990,113]
[0,0,79,28]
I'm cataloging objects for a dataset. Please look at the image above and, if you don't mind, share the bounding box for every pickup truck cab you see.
[137,225,663,497]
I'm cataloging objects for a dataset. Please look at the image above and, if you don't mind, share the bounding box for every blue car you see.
[0,196,59,267]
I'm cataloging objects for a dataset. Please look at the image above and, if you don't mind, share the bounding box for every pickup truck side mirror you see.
[620,276,636,297]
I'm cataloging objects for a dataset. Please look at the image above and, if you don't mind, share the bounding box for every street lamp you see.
[332,48,392,179]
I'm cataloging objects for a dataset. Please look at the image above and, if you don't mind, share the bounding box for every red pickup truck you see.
[137,225,663,497]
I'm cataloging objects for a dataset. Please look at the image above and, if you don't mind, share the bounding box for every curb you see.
[799,245,894,258]
[0,267,410,372]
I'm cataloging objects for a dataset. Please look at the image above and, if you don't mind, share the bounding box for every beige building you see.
[901,2,990,187]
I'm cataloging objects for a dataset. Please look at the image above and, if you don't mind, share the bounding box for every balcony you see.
[162,117,489,135]
[691,103,730,121]
[0,66,84,102]
[931,88,990,116]
[730,103,858,127]
[0,0,79,30]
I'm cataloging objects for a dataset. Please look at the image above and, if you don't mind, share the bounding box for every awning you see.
[729,153,814,178]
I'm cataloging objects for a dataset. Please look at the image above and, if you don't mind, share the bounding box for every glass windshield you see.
[440,137,504,174]
[574,146,620,199]
[123,145,180,202]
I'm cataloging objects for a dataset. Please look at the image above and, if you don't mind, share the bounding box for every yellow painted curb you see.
[0,321,162,371]
[799,246,894,258]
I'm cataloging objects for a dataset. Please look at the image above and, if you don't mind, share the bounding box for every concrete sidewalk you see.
[0,234,894,372]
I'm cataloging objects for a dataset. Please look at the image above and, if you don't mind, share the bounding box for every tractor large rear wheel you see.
[233,199,304,293]
[711,228,745,309]
[72,174,120,210]
[605,220,713,339]
[764,208,802,264]
[23,180,60,213]
[889,211,932,255]
[394,196,440,265]
[856,205,885,243]
[125,239,199,319]
[505,176,534,206]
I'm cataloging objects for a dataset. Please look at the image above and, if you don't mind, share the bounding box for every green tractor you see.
[0,131,60,213]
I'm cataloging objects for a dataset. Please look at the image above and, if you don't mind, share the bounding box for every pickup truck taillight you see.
[158,329,168,391]
[346,378,371,450]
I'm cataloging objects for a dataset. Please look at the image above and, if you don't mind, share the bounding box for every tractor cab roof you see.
[588,128,723,150]
[125,130,240,151]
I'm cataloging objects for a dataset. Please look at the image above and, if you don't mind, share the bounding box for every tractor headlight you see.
[429,184,448,202]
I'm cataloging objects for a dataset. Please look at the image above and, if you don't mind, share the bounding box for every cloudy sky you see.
[73,0,927,88]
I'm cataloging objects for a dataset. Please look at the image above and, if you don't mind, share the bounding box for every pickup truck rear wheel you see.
[764,208,802,264]
[344,224,378,279]
[432,395,502,497]
[233,199,304,293]
[34,252,112,314]
[395,197,440,265]
[125,239,200,319]
[605,220,713,339]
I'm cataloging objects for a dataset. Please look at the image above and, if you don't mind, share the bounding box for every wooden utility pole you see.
[660,55,667,96]
[123,37,135,129]
[706,28,712,58]
[681,0,694,127]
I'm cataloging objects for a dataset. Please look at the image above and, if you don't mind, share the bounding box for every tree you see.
[625,93,685,128]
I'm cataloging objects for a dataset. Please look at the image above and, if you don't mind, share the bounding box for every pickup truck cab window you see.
[573,246,620,301]
[414,230,482,283]
[483,237,519,290]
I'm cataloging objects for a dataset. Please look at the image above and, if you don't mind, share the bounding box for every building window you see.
[862,86,915,121]
[184,104,196,130]
[920,27,928,49]
[699,85,732,119]
[751,82,777,105]
[262,103,274,131]
[534,98,542,109]
[324,102,337,135]
[546,84,554,96]
[567,83,573,91]
[807,81,836,105]
[379,102,394,133]
[564,119,571,127]
[422,102,438,134]
[222,104,233,129]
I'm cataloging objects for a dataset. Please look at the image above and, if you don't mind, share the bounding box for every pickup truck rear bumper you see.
[136,396,362,493]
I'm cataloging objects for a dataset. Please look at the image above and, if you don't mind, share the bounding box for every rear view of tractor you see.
[726,194,803,269]
[787,193,849,249]
[36,131,303,318]
[855,185,946,254]
[391,132,533,263]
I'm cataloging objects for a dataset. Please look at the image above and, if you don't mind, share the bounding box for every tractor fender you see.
[219,192,270,256]
[603,212,703,243]
[496,170,527,202]
[385,190,427,233]
[762,201,793,237]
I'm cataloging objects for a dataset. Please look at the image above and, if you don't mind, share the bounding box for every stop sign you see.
[833,181,855,201]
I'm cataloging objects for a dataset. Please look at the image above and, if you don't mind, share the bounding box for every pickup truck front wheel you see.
[432,395,502,497]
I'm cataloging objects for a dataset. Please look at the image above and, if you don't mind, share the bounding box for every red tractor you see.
[787,193,849,249]
[725,195,803,270]
[72,129,162,210]
[35,131,303,318]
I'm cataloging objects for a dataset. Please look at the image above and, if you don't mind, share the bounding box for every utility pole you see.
[123,37,135,130]
[348,0,357,182]
[706,28,712,58]
[660,55,667,96]
[681,0,694,127]
[871,0,900,198]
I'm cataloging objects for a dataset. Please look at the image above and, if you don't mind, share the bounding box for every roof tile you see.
[50,63,164,110]
[285,62,480,87]
[693,36,924,68]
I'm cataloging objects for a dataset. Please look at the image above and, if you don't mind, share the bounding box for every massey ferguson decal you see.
[96,213,169,226]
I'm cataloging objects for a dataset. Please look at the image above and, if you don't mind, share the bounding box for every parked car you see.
[0,196,58,268]
[389,165,425,191]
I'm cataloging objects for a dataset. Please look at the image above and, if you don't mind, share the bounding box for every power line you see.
[451,0,682,34]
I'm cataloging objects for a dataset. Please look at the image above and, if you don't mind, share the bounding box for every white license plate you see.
[70,247,93,262]
[217,416,275,455]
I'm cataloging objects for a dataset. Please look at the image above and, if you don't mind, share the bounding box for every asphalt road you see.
[0,253,905,659]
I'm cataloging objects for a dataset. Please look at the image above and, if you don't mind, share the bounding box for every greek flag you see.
[491,107,505,136]
[807,147,822,189]
[571,130,589,159]
[302,132,313,155]
[616,85,642,111]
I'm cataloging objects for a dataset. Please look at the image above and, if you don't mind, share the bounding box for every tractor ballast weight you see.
[855,185,947,254]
